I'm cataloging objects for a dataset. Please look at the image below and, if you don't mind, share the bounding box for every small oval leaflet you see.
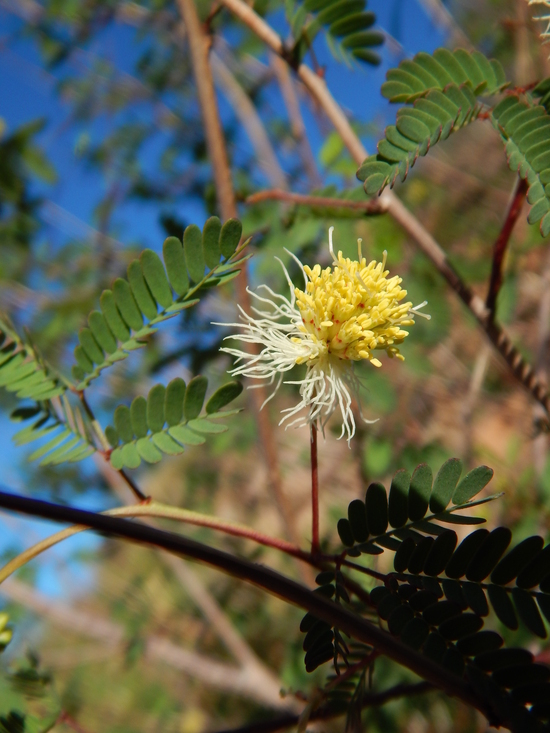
[430,458,462,513]
[394,537,416,573]
[490,535,544,586]
[147,384,166,434]
[140,249,173,309]
[388,468,410,528]
[184,376,208,421]
[348,499,368,543]
[130,396,148,439]
[365,482,388,535]
[462,582,489,617]
[337,518,355,547]
[445,529,489,579]
[114,405,134,444]
[205,381,243,414]
[438,612,483,641]
[512,588,547,639]
[202,216,222,270]
[220,218,242,259]
[456,630,503,657]
[127,259,157,321]
[465,527,512,582]
[162,237,189,297]
[487,584,518,631]
[408,463,432,521]
[452,465,493,505]
[408,536,434,575]
[423,530,458,577]
[183,224,205,283]
[165,378,186,426]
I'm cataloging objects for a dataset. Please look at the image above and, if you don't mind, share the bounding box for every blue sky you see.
[0,0,447,600]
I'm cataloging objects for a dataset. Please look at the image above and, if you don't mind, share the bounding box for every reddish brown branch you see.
[246,188,386,213]
[486,177,528,319]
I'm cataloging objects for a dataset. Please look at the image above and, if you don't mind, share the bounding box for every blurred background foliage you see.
[0,0,550,731]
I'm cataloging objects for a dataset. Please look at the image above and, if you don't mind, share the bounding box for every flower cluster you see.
[219,228,428,443]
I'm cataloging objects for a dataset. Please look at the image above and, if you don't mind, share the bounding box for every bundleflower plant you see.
[220,228,429,443]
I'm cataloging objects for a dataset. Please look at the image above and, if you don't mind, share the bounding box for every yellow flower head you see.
[293,242,415,367]
[218,228,428,443]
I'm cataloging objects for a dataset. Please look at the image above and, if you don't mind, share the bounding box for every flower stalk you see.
[310,422,320,555]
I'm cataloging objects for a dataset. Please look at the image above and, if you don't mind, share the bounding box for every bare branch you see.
[0,577,291,710]
[270,53,322,188]
[211,51,288,190]
[486,177,528,320]
[246,189,386,213]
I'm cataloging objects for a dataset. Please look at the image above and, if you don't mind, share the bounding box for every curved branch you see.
[0,488,509,729]
[0,500,310,585]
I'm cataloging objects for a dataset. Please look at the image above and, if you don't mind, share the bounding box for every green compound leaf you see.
[381,48,507,103]
[358,49,509,197]
[337,460,495,558]
[0,318,96,467]
[106,377,241,469]
[288,0,383,69]
[71,219,248,389]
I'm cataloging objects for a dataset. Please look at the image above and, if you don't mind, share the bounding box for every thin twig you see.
[246,188,386,213]
[269,53,322,188]
[210,681,433,733]
[220,0,550,419]
[310,423,319,555]
[486,176,528,320]
[210,50,288,190]
[0,489,504,728]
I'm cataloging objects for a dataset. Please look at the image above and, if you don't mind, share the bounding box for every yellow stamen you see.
[294,236,414,366]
